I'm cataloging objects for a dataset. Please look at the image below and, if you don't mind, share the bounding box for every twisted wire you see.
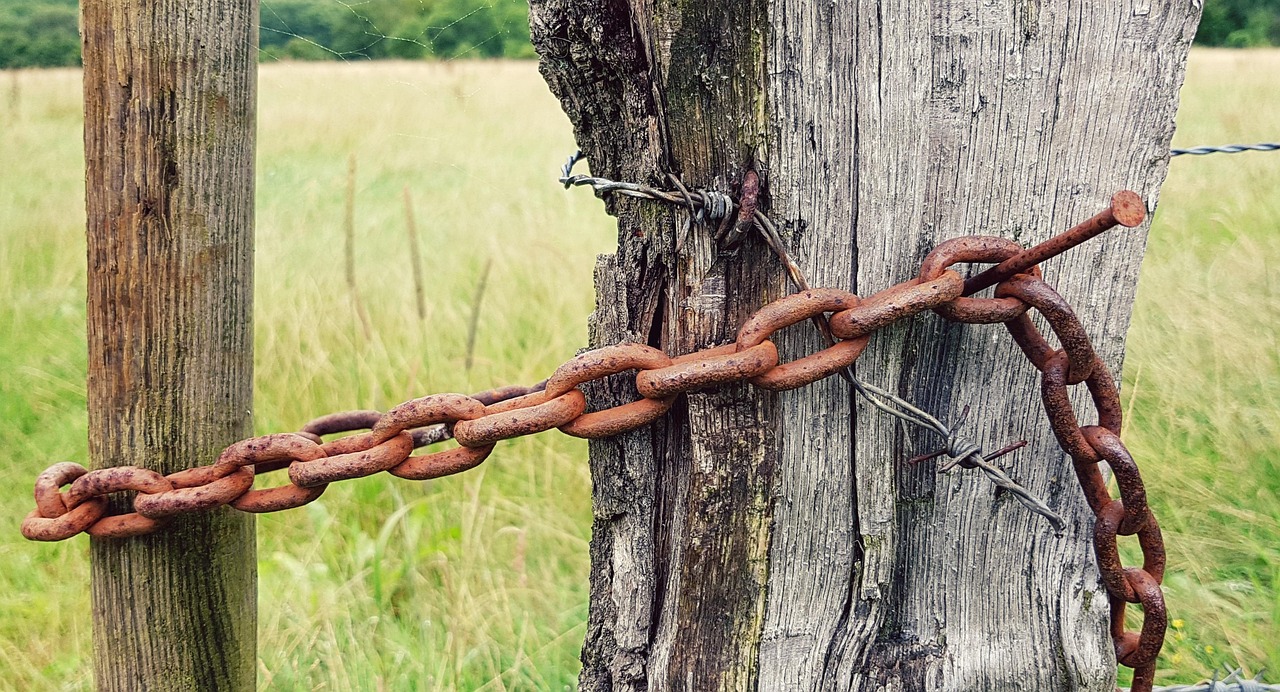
[1170,143,1280,156]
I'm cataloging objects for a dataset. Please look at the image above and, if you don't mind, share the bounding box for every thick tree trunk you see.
[532,1,1199,689]
[83,1,258,689]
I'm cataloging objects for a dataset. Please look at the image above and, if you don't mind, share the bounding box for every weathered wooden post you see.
[83,1,258,688]
[532,1,1200,689]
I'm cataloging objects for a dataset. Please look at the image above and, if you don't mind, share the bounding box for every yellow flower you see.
[1205,645,1216,655]
[1171,653,1184,665]
[1172,619,1185,629]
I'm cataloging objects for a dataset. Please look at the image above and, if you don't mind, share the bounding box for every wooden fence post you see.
[83,1,258,689]
[531,0,1201,689]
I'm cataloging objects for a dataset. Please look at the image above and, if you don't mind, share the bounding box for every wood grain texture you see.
[83,1,258,689]
[534,1,1200,689]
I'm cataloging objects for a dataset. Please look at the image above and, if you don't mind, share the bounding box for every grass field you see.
[1,50,1277,689]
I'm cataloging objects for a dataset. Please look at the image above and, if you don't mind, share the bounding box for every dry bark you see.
[83,1,258,689]
[533,1,1200,690]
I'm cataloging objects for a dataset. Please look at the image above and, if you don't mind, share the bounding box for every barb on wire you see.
[1170,143,1280,156]
[847,377,1067,534]
[560,150,737,222]
[1142,667,1278,692]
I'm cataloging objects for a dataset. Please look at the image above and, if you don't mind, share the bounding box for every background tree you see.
[0,0,1264,69]
[530,1,1200,689]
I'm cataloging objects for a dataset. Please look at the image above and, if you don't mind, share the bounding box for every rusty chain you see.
[22,175,1166,689]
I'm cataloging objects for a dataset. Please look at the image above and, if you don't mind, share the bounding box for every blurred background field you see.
[1,49,1277,689]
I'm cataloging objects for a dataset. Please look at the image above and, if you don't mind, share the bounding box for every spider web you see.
[258,0,535,63]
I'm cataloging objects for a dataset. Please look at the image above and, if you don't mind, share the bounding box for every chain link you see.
[21,186,1167,690]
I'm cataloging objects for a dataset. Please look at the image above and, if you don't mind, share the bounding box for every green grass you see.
[0,50,1277,689]
[1120,49,1280,685]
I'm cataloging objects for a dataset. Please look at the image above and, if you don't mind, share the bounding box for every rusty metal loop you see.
[290,432,415,488]
[544,343,673,399]
[214,433,326,471]
[134,465,255,519]
[232,481,327,514]
[60,467,175,539]
[1003,312,1056,370]
[995,274,1097,384]
[1085,361,1124,435]
[389,443,496,481]
[1039,352,1102,465]
[454,389,588,448]
[302,410,383,437]
[471,382,547,406]
[21,499,108,541]
[736,288,861,348]
[560,396,676,439]
[33,462,88,518]
[829,271,964,339]
[65,466,173,508]
[1094,500,1166,602]
[733,289,871,391]
[219,433,329,513]
[635,341,779,400]
[751,338,870,391]
[483,389,552,415]
[1116,569,1167,669]
[370,394,486,444]
[1074,461,1114,516]
[919,236,1040,324]
[1082,426,1149,534]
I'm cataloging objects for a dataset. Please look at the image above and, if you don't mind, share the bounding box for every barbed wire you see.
[1170,143,1280,156]
[1147,668,1277,692]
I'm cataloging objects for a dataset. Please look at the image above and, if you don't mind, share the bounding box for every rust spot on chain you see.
[828,272,964,339]
[32,462,87,518]
[559,396,676,439]
[290,432,415,488]
[135,465,255,519]
[454,390,588,448]
[389,443,496,481]
[544,343,673,399]
[371,394,486,444]
[635,341,778,399]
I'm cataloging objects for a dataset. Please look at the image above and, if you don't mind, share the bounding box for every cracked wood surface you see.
[532,1,1199,689]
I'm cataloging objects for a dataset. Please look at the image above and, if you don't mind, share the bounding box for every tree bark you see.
[83,1,258,689]
[532,1,1199,690]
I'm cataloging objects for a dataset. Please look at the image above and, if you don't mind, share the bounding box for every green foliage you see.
[0,0,79,69]
[2,0,1276,68]
[1197,0,1280,46]
[0,0,537,68]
